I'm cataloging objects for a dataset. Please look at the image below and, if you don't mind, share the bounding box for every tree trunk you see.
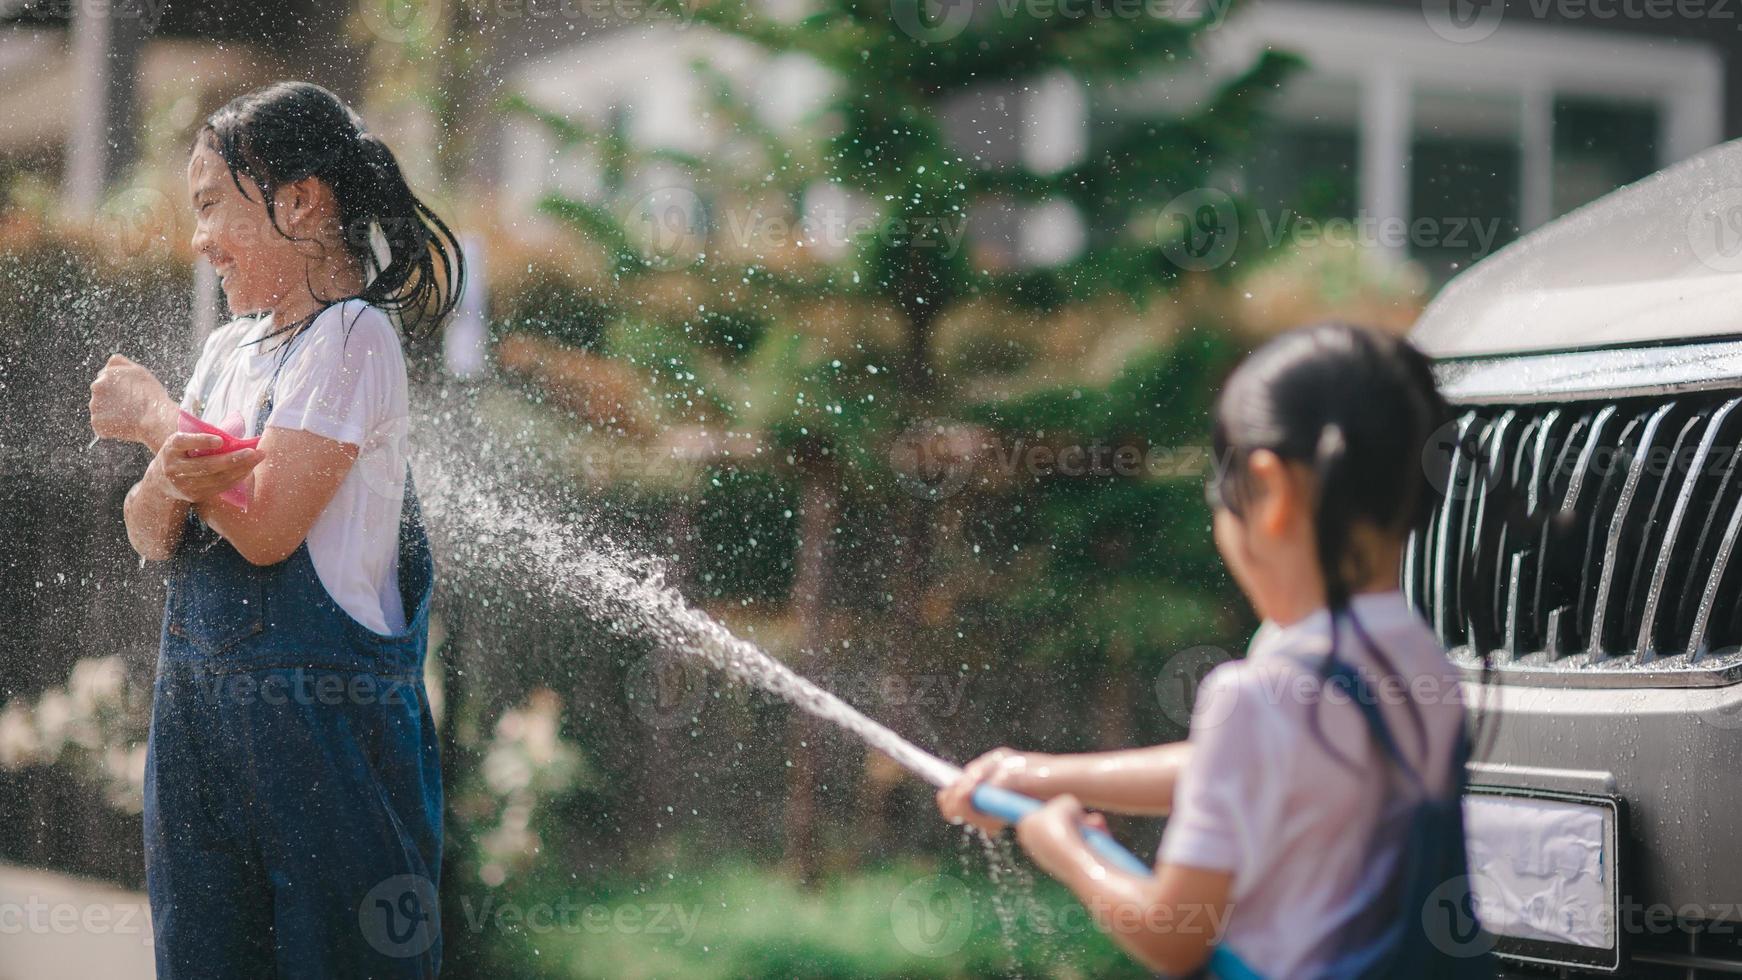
[783,462,836,884]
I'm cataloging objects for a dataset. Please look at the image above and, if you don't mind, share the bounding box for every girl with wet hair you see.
[87,81,461,979]
[938,323,1493,977]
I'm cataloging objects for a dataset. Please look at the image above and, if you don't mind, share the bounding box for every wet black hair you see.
[194,80,464,345]
[1207,323,1456,776]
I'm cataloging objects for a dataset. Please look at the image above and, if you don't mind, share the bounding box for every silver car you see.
[1408,137,1742,976]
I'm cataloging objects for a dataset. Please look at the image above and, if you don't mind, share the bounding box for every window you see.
[1213,2,1722,284]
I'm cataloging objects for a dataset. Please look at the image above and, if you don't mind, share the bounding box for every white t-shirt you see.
[180,299,410,635]
[1158,591,1466,979]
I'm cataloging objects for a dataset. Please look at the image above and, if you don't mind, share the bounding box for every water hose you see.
[967,783,1156,877]
[896,741,1154,878]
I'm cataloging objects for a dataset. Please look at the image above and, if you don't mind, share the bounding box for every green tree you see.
[504,1,1298,878]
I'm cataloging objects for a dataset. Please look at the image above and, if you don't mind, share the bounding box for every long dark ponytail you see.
[195,81,464,344]
[1209,323,1453,775]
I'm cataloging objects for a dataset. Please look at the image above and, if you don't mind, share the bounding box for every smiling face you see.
[186,139,316,317]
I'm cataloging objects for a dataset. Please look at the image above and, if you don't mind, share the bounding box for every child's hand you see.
[935,747,1052,835]
[89,354,176,447]
[147,433,264,504]
[1014,794,1105,880]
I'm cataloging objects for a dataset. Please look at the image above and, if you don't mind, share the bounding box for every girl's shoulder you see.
[204,314,266,352]
[289,300,406,369]
[306,299,398,344]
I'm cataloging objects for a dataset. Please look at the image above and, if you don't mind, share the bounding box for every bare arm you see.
[937,743,1192,833]
[124,457,192,561]
[119,403,189,562]
[125,432,268,562]
[88,357,360,567]
[1017,795,1234,976]
[195,425,358,567]
[1008,744,1192,816]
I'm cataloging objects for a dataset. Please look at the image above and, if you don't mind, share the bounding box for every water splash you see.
[977,830,1030,968]
[417,442,965,791]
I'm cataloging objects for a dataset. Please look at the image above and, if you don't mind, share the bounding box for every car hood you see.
[1413,138,1742,359]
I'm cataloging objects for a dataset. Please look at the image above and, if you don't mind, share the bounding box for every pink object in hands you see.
[177,409,262,510]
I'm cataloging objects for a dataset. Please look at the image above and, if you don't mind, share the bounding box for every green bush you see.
[473,859,1156,979]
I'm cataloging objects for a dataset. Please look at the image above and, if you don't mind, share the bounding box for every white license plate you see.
[1464,788,1622,971]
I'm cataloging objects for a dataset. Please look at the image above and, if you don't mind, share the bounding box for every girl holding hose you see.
[939,324,1493,978]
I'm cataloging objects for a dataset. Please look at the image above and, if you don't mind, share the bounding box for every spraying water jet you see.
[420,453,1155,879]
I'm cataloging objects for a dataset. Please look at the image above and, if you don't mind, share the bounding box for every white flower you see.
[67,656,126,715]
[482,746,533,796]
[33,691,72,759]
[0,702,40,769]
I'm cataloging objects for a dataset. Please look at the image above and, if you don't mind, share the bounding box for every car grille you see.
[1402,393,1742,681]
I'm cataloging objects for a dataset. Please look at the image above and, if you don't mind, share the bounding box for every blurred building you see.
[0,0,1734,283]
[1226,0,1725,280]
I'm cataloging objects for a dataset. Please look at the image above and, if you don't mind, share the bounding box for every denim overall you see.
[143,370,443,979]
[1201,653,1495,980]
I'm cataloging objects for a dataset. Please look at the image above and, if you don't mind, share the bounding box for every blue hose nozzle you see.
[970,784,1154,878]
